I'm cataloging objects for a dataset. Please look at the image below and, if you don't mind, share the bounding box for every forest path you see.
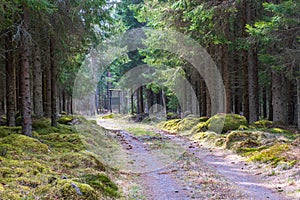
[96,118,290,200]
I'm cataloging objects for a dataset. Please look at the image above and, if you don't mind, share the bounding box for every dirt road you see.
[96,118,290,200]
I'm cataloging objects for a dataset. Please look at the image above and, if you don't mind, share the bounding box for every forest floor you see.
[96,116,300,200]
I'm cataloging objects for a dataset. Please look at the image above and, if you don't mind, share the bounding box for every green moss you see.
[248,143,290,166]
[191,122,207,134]
[0,126,21,138]
[0,134,49,158]
[160,119,181,132]
[126,127,159,137]
[199,116,209,122]
[39,133,84,152]
[57,116,74,125]
[177,117,200,131]
[225,131,263,150]
[81,173,119,197]
[267,128,291,134]
[238,125,249,130]
[32,118,51,130]
[192,131,220,144]
[253,120,273,128]
[207,114,248,134]
[102,113,114,119]
[166,112,179,119]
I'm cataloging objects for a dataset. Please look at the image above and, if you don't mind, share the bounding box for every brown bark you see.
[5,31,16,126]
[50,36,57,127]
[20,7,32,136]
[33,44,43,118]
[272,70,285,124]
[242,50,249,121]
[297,77,300,130]
[43,41,51,117]
[222,44,231,113]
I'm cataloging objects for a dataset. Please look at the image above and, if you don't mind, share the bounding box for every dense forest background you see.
[0,0,299,137]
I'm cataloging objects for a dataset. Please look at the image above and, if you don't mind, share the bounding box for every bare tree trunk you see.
[200,78,207,116]
[5,31,16,126]
[297,77,300,130]
[248,47,259,123]
[50,36,57,127]
[272,70,285,124]
[43,41,51,117]
[33,44,43,118]
[242,50,249,120]
[20,7,32,136]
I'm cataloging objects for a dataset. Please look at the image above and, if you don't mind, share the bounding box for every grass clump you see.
[126,127,159,137]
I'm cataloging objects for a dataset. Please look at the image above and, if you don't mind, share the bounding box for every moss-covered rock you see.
[225,131,267,150]
[57,116,74,125]
[160,119,181,132]
[177,117,200,131]
[206,113,248,134]
[191,122,207,134]
[253,120,273,128]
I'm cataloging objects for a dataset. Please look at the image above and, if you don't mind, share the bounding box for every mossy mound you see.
[177,117,200,131]
[0,116,120,199]
[192,131,221,145]
[39,133,84,152]
[225,131,270,150]
[81,173,119,197]
[160,119,181,132]
[57,116,74,125]
[0,134,49,158]
[253,120,273,128]
[206,113,248,134]
[0,126,22,138]
[248,143,291,166]
[36,179,99,200]
[32,118,51,129]
[191,122,207,134]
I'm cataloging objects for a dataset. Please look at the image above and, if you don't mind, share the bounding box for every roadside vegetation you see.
[0,115,120,200]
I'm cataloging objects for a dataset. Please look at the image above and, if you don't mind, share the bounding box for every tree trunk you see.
[262,87,267,119]
[50,36,57,127]
[242,50,249,121]
[43,42,51,117]
[20,7,32,136]
[297,77,300,130]
[200,78,207,116]
[272,70,285,124]
[5,31,16,126]
[33,44,43,118]
[248,47,259,123]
